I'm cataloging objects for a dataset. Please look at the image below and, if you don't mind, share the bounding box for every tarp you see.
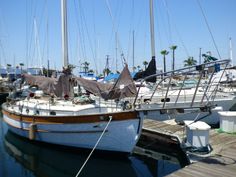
[76,64,137,100]
[104,73,119,81]
[23,73,74,97]
[133,58,156,83]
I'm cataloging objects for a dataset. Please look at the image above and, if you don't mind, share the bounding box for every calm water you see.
[0,113,187,177]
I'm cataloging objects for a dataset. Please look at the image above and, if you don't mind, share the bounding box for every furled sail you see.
[133,58,156,82]
[76,64,137,100]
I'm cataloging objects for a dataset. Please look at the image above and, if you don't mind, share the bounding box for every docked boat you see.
[2,0,142,153]
[2,64,142,153]
[135,59,232,125]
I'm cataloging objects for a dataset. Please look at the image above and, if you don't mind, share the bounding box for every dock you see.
[134,119,236,177]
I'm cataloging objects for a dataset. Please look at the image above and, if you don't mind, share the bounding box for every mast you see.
[115,32,118,72]
[149,0,156,60]
[61,0,69,68]
[132,30,135,72]
[199,47,202,65]
[230,37,233,66]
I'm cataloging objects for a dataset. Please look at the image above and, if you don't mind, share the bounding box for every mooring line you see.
[75,116,112,177]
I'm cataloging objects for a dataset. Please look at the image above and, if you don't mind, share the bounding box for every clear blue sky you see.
[0,0,236,74]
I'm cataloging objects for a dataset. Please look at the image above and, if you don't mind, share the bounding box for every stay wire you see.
[196,0,221,59]
[161,0,190,58]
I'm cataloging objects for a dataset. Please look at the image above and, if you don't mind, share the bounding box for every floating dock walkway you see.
[134,119,236,177]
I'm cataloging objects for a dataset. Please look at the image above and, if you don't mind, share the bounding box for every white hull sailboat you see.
[2,62,142,153]
[2,101,142,152]
[2,0,142,153]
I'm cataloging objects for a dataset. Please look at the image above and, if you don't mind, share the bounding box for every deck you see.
[134,119,236,177]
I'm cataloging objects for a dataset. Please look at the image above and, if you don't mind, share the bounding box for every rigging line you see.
[154,1,170,49]
[37,0,48,66]
[0,3,10,66]
[0,39,7,66]
[156,2,163,51]
[105,0,126,64]
[75,116,112,177]
[108,1,122,71]
[106,0,122,67]
[28,1,38,68]
[92,2,97,71]
[74,0,87,63]
[79,1,98,71]
[126,0,135,62]
[161,0,190,58]
[196,0,221,59]
[163,0,172,45]
[26,0,29,67]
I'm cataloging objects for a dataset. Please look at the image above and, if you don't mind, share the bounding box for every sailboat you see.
[2,0,143,153]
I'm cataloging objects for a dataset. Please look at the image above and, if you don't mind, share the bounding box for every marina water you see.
[0,112,186,177]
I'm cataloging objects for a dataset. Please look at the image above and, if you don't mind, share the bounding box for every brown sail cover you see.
[76,64,137,100]
[22,65,137,100]
[22,74,74,97]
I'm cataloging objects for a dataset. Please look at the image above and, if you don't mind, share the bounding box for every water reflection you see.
[4,131,143,177]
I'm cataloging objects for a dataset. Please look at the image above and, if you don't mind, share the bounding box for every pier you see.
[134,119,236,177]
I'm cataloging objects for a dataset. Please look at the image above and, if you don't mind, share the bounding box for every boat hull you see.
[2,108,142,153]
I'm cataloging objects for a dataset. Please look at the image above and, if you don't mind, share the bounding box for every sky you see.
[0,0,236,75]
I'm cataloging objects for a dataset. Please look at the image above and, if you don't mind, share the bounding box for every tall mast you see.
[149,0,156,60]
[199,47,202,65]
[132,30,135,72]
[229,37,233,66]
[61,0,69,68]
[115,32,118,72]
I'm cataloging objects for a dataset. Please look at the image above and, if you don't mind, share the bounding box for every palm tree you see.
[103,68,111,76]
[143,61,148,70]
[82,62,90,73]
[170,45,177,71]
[160,50,169,74]
[184,57,197,67]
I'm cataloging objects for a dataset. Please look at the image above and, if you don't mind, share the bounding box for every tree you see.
[82,62,90,73]
[170,45,177,71]
[184,57,197,67]
[160,50,169,74]
[202,54,218,63]
[143,61,148,70]
[88,69,94,73]
[103,68,111,76]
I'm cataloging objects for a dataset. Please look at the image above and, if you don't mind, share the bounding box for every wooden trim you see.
[2,108,138,124]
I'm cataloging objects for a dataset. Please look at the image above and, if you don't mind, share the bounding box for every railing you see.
[133,59,230,110]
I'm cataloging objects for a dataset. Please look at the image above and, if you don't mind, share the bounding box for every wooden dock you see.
[135,119,236,177]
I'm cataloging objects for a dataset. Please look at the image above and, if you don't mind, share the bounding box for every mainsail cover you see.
[133,58,156,83]
[76,64,137,100]
[22,73,74,97]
